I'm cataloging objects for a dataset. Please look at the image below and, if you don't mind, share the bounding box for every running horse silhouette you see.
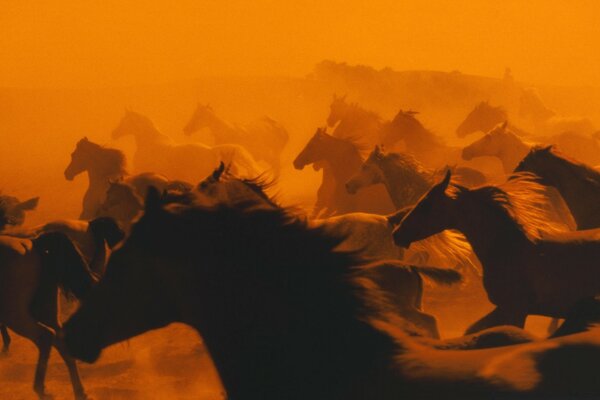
[456,101,530,138]
[381,110,461,168]
[112,110,262,182]
[393,170,600,334]
[515,145,600,230]
[64,137,191,219]
[346,145,486,210]
[183,104,289,174]
[293,128,395,217]
[326,94,387,148]
[0,232,95,399]
[66,189,600,398]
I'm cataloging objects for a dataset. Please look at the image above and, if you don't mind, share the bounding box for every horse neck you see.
[453,196,534,270]
[546,162,600,227]
[87,168,124,189]
[322,139,364,180]
[203,112,238,143]
[498,136,530,173]
[131,122,172,148]
[380,160,432,208]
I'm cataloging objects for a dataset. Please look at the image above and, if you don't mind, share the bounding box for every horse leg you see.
[1,324,10,353]
[465,307,527,335]
[53,332,88,400]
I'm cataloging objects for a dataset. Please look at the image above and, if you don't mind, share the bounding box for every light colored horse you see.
[183,104,289,174]
[112,110,262,182]
[1,232,95,399]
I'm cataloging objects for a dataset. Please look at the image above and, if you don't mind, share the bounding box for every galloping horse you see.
[293,128,395,217]
[112,110,262,182]
[346,146,486,210]
[326,94,386,148]
[64,137,187,219]
[515,145,600,230]
[66,189,600,397]
[1,232,95,399]
[183,104,289,174]
[456,101,529,138]
[381,110,460,167]
[393,171,600,334]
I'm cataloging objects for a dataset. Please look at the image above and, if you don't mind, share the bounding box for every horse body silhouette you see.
[293,128,395,217]
[112,111,262,183]
[64,137,186,219]
[515,146,600,230]
[0,232,95,399]
[183,104,289,174]
[393,171,600,334]
[327,95,386,149]
[65,189,600,398]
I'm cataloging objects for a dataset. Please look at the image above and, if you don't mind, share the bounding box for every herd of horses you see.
[2,96,600,399]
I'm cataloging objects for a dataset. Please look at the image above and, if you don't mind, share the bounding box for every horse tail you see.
[412,265,462,286]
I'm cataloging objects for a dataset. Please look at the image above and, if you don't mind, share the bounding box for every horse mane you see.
[449,173,562,241]
[390,110,444,147]
[533,146,600,187]
[329,133,370,159]
[476,101,507,118]
[82,140,127,175]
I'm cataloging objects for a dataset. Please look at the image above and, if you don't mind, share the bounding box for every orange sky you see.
[2,0,600,88]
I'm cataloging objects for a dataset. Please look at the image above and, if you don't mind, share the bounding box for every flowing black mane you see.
[531,146,600,187]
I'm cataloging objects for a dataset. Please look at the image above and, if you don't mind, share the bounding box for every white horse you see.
[112,111,263,183]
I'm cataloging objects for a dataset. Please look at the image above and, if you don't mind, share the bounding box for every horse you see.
[380,109,461,168]
[65,189,600,398]
[515,145,600,230]
[112,110,262,182]
[460,107,600,167]
[519,87,596,137]
[64,137,191,219]
[346,145,486,210]
[456,101,529,138]
[0,194,39,230]
[293,128,395,217]
[0,232,95,399]
[393,170,600,334]
[0,217,124,353]
[326,94,386,148]
[183,103,289,174]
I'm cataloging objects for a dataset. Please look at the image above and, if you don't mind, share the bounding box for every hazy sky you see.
[2,1,599,88]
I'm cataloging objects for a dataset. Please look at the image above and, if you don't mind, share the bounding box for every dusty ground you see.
[0,324,223,400]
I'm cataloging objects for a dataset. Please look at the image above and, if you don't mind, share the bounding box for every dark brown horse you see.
[65,190,600,398]
[515,145,600,230]
[293,128,395,217]
[393,171,600,334]
[0,232,95,399]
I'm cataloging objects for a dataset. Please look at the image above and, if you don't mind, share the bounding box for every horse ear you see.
[16,197,39,211]
[144,186,162,214]
[212,162,225,180]
[438,169,452,191]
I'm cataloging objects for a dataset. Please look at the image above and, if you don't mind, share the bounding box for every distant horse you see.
[183,103,289,174]
[0,217,123,353]
[462,120,600,172]
[66,190,600,398]
[293,128,395,217]
[393,171,600,334]
[456,101,529,138]
[64,137,190,219]
[380,109,460,167]
[0,194,39,230]
[515,145,600,230]
[326,94,386,148]
[519,87,596,137]
[346,145,486,210]
[0,232,95,399]
[112,110,262,182]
